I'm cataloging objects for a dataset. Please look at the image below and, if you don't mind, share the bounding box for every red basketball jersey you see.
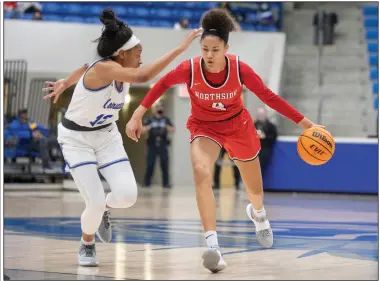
[188,54,244,122]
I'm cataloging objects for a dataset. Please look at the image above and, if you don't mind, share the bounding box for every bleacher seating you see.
[363,4,379,111]
[4,120,50,160]
[4,2,283,32]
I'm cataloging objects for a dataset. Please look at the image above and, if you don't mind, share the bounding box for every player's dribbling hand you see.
[42,79,68,104]
[311,124,326,129]
[298,117,326,130]
[126,118,143,142]
[178,28,203,52]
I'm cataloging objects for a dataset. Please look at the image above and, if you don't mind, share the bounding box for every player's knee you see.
[109,183,138,209]
[193,163,212,183]
[118,186,138,208]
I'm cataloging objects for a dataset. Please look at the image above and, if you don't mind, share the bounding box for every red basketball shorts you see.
[186,108,261,161]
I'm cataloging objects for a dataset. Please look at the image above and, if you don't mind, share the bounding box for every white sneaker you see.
[96,210,112,243]
[246,203,274,248]
[202,246,227,273]
[78,242,98,267]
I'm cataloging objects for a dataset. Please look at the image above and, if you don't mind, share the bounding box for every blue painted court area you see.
[4,217,378,262]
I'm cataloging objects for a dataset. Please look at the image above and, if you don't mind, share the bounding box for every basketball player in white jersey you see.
[43,8,201,267]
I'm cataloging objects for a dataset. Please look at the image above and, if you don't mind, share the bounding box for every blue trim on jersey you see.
[115,81,124,93]
[98,158,129,170]
[68,161,98,169]
[82,58,112,92]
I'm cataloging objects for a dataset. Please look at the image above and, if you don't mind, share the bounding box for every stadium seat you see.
[128,18,150,27]
[21,14,34,20]
[366,29,379,40]
[241,24,257,31]
[256,25,277,32]
[369,54,378,67]
[150,8,172,20]
[373,82,379,94]
[364,18,379,28]
[189,21,201,29]
[4,12,12,19]
[11,2,282,31]
[150,20,173,28]
[112,6,128,18]
[84,16,101,24]
[63,3,86,15]
[43,14,64,22]
[88,4,107,17]
[367,42,378,53]
[374,96,379,109]
[370,68,379,80]
[245,12,259,24]
[63,16,86,23]
[171,9,194,21]
[363,6,379,16]
[42,2,62,14]
[127,7,150,18]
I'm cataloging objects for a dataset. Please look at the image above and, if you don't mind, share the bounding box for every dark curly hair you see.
[94,8,133,58]
[201,8,235,43]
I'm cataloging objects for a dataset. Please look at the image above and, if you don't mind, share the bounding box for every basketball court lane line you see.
[4,268,139,280]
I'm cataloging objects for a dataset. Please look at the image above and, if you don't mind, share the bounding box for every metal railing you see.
[28,78,57,127]
[4,60,28,117]
[316,9,325,125]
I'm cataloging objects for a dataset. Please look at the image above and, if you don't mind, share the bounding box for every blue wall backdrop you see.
[263,138,378,194]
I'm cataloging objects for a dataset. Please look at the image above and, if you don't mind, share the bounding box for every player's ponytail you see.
[201,8,235,44]
[94,8,134,58]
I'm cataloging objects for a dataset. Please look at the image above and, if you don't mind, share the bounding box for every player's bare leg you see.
[190,137,227,273]
[234,157,273,248]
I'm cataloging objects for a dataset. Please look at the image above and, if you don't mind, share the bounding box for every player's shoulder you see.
[175,59,192,73]
[93,59,120,71]
[236,59,254,72]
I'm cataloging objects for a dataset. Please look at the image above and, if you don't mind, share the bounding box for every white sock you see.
[205,230,219,248]
[251,207,270,231]
[81,237,95,245]
[252,207,266,219]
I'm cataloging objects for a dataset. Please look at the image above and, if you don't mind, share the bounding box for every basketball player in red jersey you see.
[127,9,324,273]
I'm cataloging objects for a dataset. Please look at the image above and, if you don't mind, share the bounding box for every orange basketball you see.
[297,127,335,165]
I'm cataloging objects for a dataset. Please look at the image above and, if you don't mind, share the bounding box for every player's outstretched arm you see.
[125,61,190,142]
[42,63,89,104]
[97,28,202,84]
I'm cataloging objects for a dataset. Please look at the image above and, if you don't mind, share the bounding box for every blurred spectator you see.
[33,10,42,20]
[313,10,338,45]
[4,117,18,148]
[219,2,242,31]
[174,18,189,30]
[9,109,60,173]
[213,148,241,190]
[254,107,278,177]
[143,102,174,188]
[11,2,42,19]
[17,2,42,13]
[258,3,275,26]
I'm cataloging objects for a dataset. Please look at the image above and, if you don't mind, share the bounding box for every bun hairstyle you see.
[201,8,235,44]
[94,8,133,58]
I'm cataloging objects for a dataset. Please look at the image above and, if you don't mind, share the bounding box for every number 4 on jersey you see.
[212,102,226,111]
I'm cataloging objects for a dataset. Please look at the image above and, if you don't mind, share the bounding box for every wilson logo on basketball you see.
[312,132,333,149]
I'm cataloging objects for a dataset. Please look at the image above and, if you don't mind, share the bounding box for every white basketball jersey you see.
[65,58,130,128]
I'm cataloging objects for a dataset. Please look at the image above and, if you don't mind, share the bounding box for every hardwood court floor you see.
[3,187,379,280]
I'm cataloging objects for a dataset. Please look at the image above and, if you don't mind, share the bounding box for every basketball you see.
[297,127,335,165]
